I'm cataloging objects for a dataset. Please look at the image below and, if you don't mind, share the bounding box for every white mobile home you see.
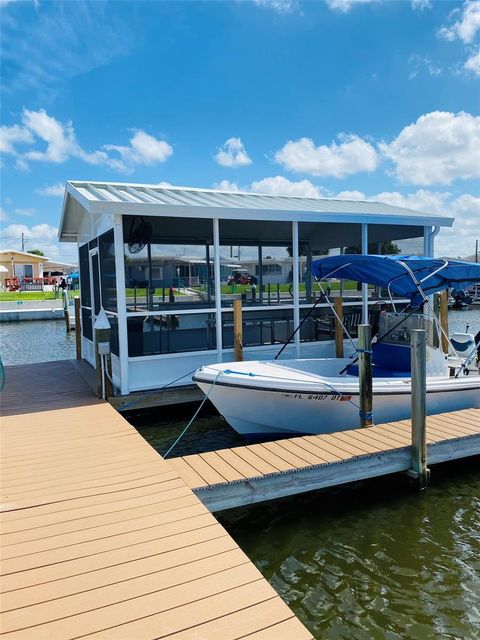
[58,181,453,395]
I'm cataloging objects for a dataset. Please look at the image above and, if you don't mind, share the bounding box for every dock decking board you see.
[2,361,478,639]
[0,362,313,640]
[172,409,480,511]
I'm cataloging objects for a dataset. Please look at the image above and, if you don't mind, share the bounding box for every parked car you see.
[227,269,257,285]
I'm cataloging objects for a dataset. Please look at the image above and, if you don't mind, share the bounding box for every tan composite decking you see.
[169,409,480,512]
[0,362,313,640]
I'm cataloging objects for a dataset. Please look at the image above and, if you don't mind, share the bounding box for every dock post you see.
[62,290,71,334]
[410,329,430,490]
[334,297,344,358]
[74,296,81,359]
[234,298,243,361]
[439,291,449,353]
[94,309,112,400]
[358,323,373,427]
[433,293,440,348]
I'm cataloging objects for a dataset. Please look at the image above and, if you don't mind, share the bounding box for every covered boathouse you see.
[58,181,453,396]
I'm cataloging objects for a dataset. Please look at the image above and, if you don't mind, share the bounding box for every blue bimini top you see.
[311,254,480,305]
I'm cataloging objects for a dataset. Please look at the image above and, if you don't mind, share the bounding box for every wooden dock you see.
[169,409,480,512]
[0,361,313,640]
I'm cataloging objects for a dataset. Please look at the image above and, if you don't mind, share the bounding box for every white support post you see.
[113,214,129,395]
[213,218,223,362]
[361,223,369,324]
[423,226,431,257]
[292,221,300,358]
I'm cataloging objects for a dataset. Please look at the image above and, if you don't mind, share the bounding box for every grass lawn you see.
[220,281,362,294]
[0,291,57,301]
[125,288,185,297]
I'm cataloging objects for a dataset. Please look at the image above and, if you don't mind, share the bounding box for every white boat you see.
[194,255,480,440]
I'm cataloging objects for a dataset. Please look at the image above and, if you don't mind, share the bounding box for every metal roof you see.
[59,180,454,242]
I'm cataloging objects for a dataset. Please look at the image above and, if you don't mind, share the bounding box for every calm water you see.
[1,312,479,639]
[0,320,76,365]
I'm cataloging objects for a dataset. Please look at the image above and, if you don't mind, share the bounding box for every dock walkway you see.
[169,409,480,512]
[0,361,312,640]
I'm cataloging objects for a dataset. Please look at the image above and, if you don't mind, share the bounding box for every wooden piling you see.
[74,296,81,359]
[439,290,449,353]
[62,290,71,334]
[433,293,440,348]
[234,298,243,361]
[409,329,430,490]
[358,324,373,427]
[334,296,344,358]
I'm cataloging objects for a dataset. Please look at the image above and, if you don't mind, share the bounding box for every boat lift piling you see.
[334,297,344,358]
[62,289,71,334]
[409,328,430,490]
[358,323,373,427]
[439,291,449,353]
[74,296,81,359]
[234,298,243,361]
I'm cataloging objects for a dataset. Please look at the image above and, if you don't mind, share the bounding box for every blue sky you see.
[1,0,479,262]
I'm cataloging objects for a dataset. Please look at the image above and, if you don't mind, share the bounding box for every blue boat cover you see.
[311,254,480,305]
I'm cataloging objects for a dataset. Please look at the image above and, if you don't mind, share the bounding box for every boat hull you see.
[195,375,480,439]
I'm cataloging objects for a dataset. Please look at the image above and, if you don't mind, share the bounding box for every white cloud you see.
[213,175,326,198]
[0,124,33,154]
[408,54,442,80]
[464,48,480,74]
[438,1,480,44]
[275,134,378,178]
[335,190,367,200]
[215,137,252,168]
[1,1,136,98]
[333,188,480,257]
[105,130,173,167]
[14,208,36,217]
[253,0,300,13]
[0,207,8,222]
[213,180,240,191]
[0,222,61,258]
[36,183,65,197]
[250,175,326,198]
[1,109,173,173]
[324,0,376,13]
[379,111,480,186]
[411,0,432,10]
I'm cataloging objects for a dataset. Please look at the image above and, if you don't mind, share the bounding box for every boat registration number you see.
[284,393,352,402]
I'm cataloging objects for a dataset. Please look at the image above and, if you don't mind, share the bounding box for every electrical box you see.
[97,341,111,355]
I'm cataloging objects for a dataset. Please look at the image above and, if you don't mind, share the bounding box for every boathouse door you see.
[88,247,102,367]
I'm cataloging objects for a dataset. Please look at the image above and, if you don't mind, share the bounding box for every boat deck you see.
[169,409,480,512]
[0,361,312,640]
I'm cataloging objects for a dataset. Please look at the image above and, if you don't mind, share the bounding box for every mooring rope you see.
[120,367,199,411]
[163,370,221,459]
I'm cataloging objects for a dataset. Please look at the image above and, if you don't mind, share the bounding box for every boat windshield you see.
[378,312,436,347]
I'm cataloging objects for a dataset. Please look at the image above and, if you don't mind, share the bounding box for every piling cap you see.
[94,308,111,330]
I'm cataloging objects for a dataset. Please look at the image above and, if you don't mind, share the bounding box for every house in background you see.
[43,260,77,278]
[0,250,52,291]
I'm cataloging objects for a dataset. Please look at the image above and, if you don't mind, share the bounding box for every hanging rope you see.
[274,294,324,360]
[163,370,221,458]
[120,367,199,411]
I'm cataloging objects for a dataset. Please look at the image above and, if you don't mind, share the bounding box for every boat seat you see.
[346,364,410,378]
[346,342,411,378]
[449,333,475,355]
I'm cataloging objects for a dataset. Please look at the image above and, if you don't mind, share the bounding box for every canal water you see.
[1,308,479,638]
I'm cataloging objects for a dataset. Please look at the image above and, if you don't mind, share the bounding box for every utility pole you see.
[21,233,25,252]
[476,239,478,263]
